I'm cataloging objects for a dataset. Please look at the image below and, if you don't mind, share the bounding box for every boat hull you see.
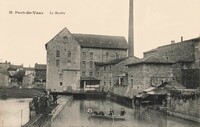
[89,114,125,120]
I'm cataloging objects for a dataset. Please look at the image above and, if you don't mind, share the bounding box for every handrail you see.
[1,103,32,127]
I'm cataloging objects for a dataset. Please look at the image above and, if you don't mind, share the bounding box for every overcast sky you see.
[0,0,200,67]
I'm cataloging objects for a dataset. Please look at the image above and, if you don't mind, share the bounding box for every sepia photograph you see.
[0,0,200,127]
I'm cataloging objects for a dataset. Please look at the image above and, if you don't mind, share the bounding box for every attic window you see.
[63,36,68,40]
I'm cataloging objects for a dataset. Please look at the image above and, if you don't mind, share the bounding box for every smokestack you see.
[128,0,134,57]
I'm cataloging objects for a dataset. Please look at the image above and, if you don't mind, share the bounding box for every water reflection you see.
[0,98,31,127]
[52,99,199,127]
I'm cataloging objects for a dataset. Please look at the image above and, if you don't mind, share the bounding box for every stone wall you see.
[193,41,200,68]
[168,91,200,120]
[0,73,9,87]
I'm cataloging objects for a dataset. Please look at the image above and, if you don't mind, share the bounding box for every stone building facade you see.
[23,67,35,85]
[95,56,139,93]
[125,56,174,97]
[34,63,46,86]
[45,27,128,91]
[0,62,10,87]
[143,37,200,89]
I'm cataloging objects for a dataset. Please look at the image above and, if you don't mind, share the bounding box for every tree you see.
[13,70,25,85]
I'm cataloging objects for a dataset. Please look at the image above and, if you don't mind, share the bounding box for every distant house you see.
[34,63,46,84]
[0,62,10,87]
[7,64,24,85]
[23,67,35,85]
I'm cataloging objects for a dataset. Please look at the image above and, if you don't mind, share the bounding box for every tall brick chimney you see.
[128,0,134,57]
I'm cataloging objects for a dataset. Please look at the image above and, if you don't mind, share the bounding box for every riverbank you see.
[0,88,44,99]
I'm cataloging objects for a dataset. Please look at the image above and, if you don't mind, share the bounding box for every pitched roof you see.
[95,57,129,66]
[35,63,46,70]
[144,37,200,54]
[46,27,128,50]
[7,65,23,71]
[80,77,100,81]
[95,56,140,66]
[72,33,128,49]
[127,56,174,66]
[24,67,34,71]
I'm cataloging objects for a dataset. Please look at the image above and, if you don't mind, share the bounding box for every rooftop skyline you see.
[0,0,199,67]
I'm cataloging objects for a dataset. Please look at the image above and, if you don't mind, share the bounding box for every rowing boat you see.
[88,114,125,120]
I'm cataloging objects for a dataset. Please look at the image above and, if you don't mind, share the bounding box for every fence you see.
[0,105,30,127]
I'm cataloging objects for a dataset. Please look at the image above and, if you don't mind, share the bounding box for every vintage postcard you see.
[0,0,200,127]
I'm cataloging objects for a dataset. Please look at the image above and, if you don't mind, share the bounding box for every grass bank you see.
[0,88,45,99]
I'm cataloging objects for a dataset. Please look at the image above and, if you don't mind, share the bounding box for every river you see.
[52,99,199,127]
[0,98,31,127]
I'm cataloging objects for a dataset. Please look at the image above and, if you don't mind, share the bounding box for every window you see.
[116,53,119,59]
[68,51,71,57]
[104,66,106,71]
[90,61,93,68]
[82,52,86,59]
[67,60,71,66]
[89,72,93,76]
[82,71,86,76]
[131,79,133,86]
[60,82,63,86]
[97,72,100,77]
[59,74,63,80]
[56,50,60,57]
[109,66,112,71]
[63,36,68,40]
[90,52,93,60]
[104,82,106,86]
[106,52,109,61]
[56,60,60,67]
[82,61,86,68]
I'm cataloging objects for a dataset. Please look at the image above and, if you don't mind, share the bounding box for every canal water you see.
[52,99,199,127]
[0,98,31,127]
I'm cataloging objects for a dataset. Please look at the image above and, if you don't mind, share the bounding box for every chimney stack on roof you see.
[128,0,134,57]
[181,36,183,42]
[171,40,175,44]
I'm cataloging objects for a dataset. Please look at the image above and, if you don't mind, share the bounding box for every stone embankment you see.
[23,96,73,127]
